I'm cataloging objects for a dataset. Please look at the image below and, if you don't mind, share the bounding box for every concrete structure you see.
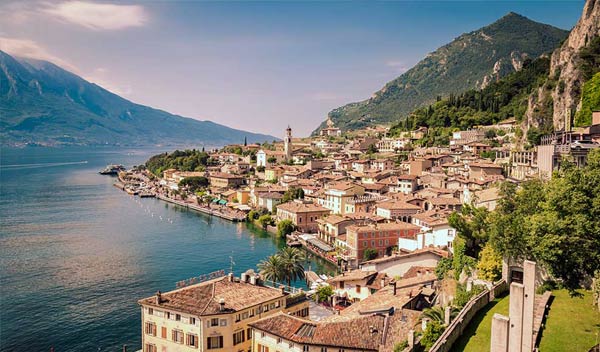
[490,260,538,352]
[491,314,510,352]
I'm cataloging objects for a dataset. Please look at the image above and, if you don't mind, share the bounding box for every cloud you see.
[85,67,133,96]
[0,37,131,95]
[43,1,148,30]
[0,37,79,72]
[385,60,409,74]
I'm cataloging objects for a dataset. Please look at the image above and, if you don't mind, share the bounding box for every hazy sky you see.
[0,1,583,137]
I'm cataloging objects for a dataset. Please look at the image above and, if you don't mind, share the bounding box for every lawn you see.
[449,290,600,352]
[538,289,600,352]
[450,294,509,352]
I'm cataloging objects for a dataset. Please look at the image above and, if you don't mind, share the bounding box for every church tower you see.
[284,126,292,161]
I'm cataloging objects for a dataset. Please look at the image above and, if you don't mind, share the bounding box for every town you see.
[115,112,600,352]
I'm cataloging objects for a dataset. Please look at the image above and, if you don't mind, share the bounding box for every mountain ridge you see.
[314,12,569,134]
[0,51,277,147]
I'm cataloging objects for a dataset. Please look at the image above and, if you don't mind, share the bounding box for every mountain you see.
[526,0,600,132]
[0,51,276,147]
[314,12,569,134]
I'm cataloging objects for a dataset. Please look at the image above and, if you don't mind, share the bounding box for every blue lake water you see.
[0,147,334,352]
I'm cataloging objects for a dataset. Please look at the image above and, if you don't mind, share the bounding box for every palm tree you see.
[422,306,459,325]
[278,247,306,287]
[258,254,285,283]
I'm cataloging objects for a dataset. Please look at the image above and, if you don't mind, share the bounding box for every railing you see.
[428,279,507,352]
[285,292,308,307]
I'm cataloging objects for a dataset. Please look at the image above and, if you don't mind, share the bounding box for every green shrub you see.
[421,320,445,351]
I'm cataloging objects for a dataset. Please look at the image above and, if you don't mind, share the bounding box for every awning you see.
[307,238,334,252]
[218,199,227,205]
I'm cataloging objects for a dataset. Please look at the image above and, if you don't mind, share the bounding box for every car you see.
[571,139,600,149]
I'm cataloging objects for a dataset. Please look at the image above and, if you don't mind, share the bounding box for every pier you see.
[156,194,246,222]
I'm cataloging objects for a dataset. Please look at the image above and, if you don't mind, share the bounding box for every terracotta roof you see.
[363,248,450,265]
[376,200,421,211]
[403,266,436,279]
[328,270,377,283]
[277,201,330,214]
[210,172,244,179]
[138,277,285,316]
[249,313,384,351]
[347,222,421,233]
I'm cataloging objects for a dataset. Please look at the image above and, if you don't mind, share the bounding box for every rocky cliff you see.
[527,0,600,131]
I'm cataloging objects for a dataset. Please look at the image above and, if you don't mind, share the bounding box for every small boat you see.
[99,164,126,175]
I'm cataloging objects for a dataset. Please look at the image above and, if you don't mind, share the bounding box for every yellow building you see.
[138,272,309,352]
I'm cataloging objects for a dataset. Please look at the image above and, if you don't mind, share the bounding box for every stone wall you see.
[428,280,508,352]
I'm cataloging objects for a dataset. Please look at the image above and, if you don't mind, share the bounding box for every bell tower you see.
[284,126,292,161]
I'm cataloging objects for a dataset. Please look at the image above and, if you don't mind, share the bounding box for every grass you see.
[538,289,600,352]
[450,290,600,352]
[450,294,510,352]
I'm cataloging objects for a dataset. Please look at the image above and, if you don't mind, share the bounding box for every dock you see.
[156,194,246,222]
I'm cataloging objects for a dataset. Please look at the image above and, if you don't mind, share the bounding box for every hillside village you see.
[128,110,600,352]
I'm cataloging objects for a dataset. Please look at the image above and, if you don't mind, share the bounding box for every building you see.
[276,200,331,233]
[256,192,284,213]
[450,129,485,146]
[343,222,421,267]
[319,117,342,137]
[138,272,309,352]
[322,182,365,215]
[361,248,449,278]
[284,126,293,161]
[375,200,421,222]
[210,173,245,189]
[316,214,355,244]
[327,270,390,303]
[377,137,409,153]
[380,175,418,194]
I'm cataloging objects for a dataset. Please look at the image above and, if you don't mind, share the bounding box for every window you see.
[261,331,266,338]
[247,328,252,339]
[320,348,328,352]
[249,309,255,317]
[263,304,269,312]
[339,281,344,289]
[207,336,224,349]
[356,285,361,293]
[144,322,156,336]
[220,319,227,326]
[161,326,167,339]
[172,329,184,344]
[289,343,294,349]
[277,337,282,344]
[233,330,245,345]
[303,346,309,352]
[269,302,276,310]
[258,344,270,352]
[176,314,181,321]
[210,318,219,327]
[187,334,199,348]
[235,314,241,322]
[144,343,156,352]
[148,308,153,315]
[190,317,196,325]
[165,312,171,320]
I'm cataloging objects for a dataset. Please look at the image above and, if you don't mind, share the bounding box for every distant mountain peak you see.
[314,12,569,134]
[0,50,277,147]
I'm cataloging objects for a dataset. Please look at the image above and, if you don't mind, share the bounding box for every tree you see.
[422,306,459,325]
[315,285,334,303]
[420,321,445,351]
[278,247,306,286]
[178,176,209,192]
[282,187,304,203]
[363,248,378,261]
[247,210,259,221]
[258,255,285,283]
[267,156,278,164]
[277,220,296,238]
[477,243,502,282]
[258,215,274,229]
[393,341,409,352]
[367,143,378,154]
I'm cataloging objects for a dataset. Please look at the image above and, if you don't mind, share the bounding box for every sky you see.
[0,1,585,138]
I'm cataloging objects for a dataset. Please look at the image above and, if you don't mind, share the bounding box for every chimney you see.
[228,273,234,282]
[250,275,257,285]
[241,273,248,282]
[219,298,225,312]
[393,282,397,296]
[155,291,162,305]
[380,278,385,289]
[280,285,286,294]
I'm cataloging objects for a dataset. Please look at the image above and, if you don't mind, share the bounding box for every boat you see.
[99,164,126,175]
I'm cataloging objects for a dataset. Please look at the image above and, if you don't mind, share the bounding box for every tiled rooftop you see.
[138,276,285,316]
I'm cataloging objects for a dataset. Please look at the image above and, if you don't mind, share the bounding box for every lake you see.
[0,147,334,352]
